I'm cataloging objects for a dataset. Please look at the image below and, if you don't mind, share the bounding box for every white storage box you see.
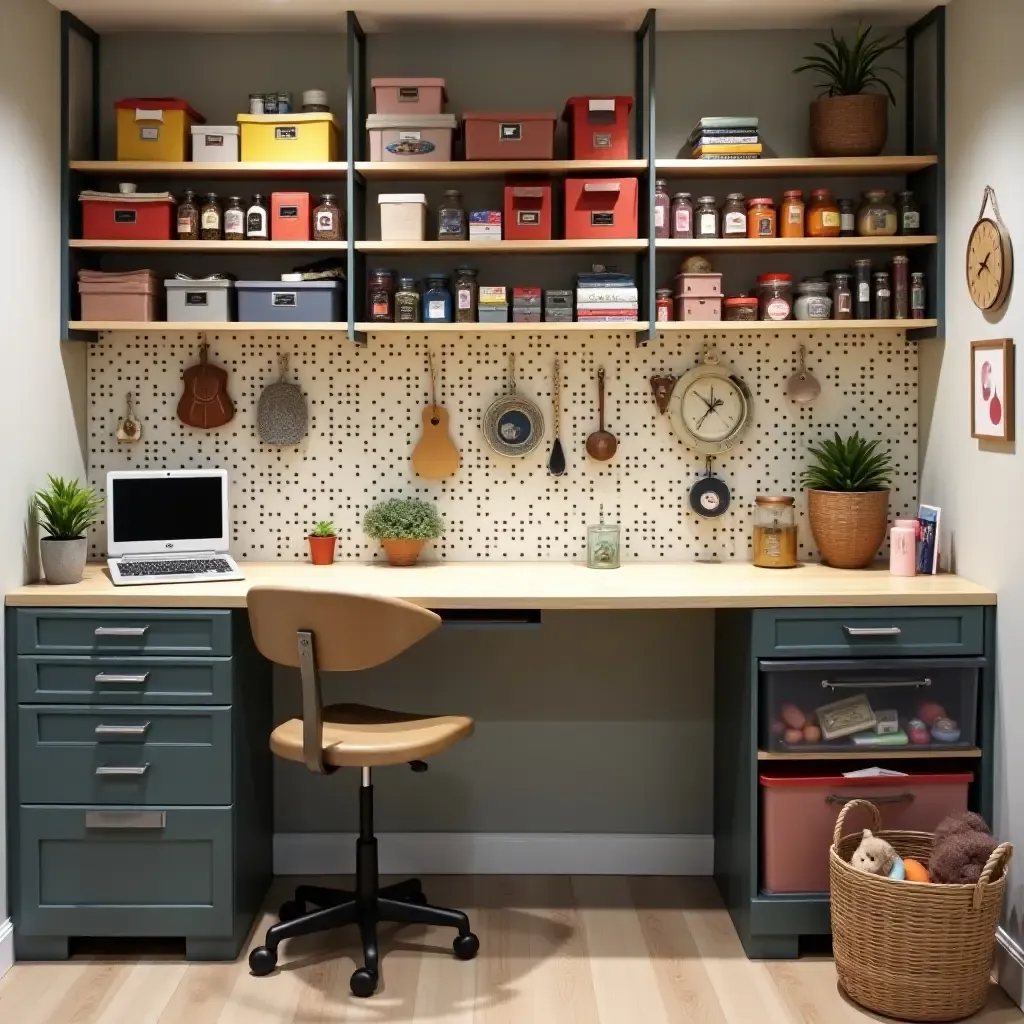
[191,125,240,163]
[379,193,428,241]
[166,279,235,322]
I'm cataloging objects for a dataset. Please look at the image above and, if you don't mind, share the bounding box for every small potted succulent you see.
[363,497,444,567]
[34,475,103,585]
[794,24,902,157]
[307,520,337,565]
[802,432,893,569]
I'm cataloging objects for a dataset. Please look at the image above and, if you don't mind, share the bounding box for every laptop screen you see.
[111,475,224,544]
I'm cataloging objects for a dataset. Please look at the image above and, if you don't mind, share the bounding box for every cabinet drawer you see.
[16,805,233,938]
[753,607,985,658]
[17,656,234,705]
[15,609,232,657]
[19,706,231,805]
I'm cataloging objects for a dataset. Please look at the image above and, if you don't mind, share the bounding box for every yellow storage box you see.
[115,98,204,162]
[237,113,341,163]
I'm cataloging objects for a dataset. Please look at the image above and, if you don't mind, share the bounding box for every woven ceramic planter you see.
[810,93,888,157]
[807,489,890,569]
[307,535,336,565]
[40,537,88,585]
[381,538,424,567]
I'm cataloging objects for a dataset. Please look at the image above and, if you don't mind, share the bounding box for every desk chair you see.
[245,586,479,997]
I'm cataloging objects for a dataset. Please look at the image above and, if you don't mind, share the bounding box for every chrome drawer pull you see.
[827,793,915,807]
[94,626,149,637]
[822,678,932,691]
[94,723,150,737]
[843,626,902,637]
[94,672,150,684]
[95,764,149,776]
[85,810,165,829]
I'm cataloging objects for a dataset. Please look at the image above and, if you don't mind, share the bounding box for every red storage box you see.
[463,112,557,160]
[504,184,552,240]
[564,177,638,239]
[271,192,311,241]
[562,96,633,160]
[79,191,174,241]
[760,770,973,894]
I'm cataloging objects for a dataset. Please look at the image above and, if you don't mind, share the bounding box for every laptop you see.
[106,469,244,586]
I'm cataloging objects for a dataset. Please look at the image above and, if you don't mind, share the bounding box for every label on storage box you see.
[517,211,541,227]
[592,132,613,149]
[279,206,299,219]
[272,292,297,307]
[113,210,138,224]
[204,134,225,147]
[275,126,298,140]
[185,292,208,306]
[591,211,615,227]
[388,136,434,156]
[139,127,160,141]
[399,87,421,101]
[499,123,522,141]
[427,300,446,319]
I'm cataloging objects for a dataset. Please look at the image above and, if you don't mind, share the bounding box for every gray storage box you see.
[544,308,574,322]
[512,309,542,323]
[478,305,509,323]
[166,279,235,323]
[236,280,342,323]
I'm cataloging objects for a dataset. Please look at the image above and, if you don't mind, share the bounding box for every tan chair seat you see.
[270,703,474,768]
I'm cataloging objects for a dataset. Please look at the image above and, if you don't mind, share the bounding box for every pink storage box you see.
[760,771,973,893]
[674,272,722,297]
[78,269,160,322]
[677,297,722,322]
[371,78,447,115]
[366,114,457,162]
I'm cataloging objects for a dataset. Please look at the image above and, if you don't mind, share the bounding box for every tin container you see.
[249,94,265,115]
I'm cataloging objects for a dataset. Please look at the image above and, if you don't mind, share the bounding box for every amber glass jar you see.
[746,197,776,239]
[753,496,798,568]
[200,193,221,240]
[806,189,841,237]
[780,190,804,238]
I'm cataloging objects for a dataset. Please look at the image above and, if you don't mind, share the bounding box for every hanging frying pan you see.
[482,352,545,458]
[690,462,731,519]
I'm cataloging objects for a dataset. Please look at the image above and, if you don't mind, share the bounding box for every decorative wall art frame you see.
[970,338,1015,442]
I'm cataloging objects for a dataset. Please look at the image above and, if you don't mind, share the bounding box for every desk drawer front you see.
[17,657,233,705]
[19,706,231,805]
[754,607,985,658]
[17,805,232,938]
[16,609,232,657]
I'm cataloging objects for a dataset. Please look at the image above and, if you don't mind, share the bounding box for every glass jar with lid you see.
[223,196,245,240]
[838,198,857,237]
[200,193,221,240]
[671,193,694,239]
[857,190,898,236]
[437,190,467,240]
[246,194,269,239]
[898,190,921,235]
[752,496,798,569]
[746,197,777,239]
[873,271,892,319]
[757,273,793,321]
[453,266,478,323]
[829,271,854,320]
[655,288,673,322]
[723,296,759,321]
[695,196,719,239]
[794,278,833,320]
[423,274,453,323]
[395,277,421,322]
[313,194,342,240]
[654,179,671,239]
[721,193,746,238]
[807,189,841,237]
[891,253,910,319]
[780,190,804,238]
[587,514,621,570]
[367,268,396,322]
[176,190,200,240]
[852,258,873,319]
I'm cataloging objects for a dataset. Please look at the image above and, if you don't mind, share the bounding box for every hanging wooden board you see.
[412,404,460,479]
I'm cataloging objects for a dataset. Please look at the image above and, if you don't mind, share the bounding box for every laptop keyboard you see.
[117,558,234,577]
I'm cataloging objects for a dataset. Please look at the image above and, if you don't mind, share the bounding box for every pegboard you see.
[86,328,918,562]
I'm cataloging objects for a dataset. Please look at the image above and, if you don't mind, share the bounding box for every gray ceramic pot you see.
[40,537,88,585]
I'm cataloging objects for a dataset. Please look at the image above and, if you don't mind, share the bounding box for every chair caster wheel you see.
[249,945,278,976]
[350,967,379,997]
[453,932,480,960]
[278,899,305,922]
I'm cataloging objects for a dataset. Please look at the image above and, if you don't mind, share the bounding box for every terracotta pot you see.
[40,537,88,585]
[381,538,424,567]
[809,93,888,157]
[307,535,337,565]
[807,489,890,569]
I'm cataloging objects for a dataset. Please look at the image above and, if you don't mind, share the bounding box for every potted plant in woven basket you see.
[801,432,893,569]
[307,520,337,565]
[363,497,444,567]
[794,24,902,157]
[34,475,103,585]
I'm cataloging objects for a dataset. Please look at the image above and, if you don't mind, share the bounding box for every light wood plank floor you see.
[1,876,1020,1024]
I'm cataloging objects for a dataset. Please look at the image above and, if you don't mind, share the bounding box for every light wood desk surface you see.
[5,561,996,609]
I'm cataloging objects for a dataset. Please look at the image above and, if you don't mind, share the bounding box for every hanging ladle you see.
[786,345,821,405]
[586,366,618,461]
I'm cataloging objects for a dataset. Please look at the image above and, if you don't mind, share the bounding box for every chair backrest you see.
[247,586,441,672]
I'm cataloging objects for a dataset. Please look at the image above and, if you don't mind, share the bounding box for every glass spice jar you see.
[873,271,892,319]
[891,253,910,319]
[838,198,857,237]
[395,277,421,322]
[722,193,747,238]
[423,274,453,323]
[453,266,478,323]
[655,288,673,322]
[223,196,245,240]
[911,272,927,319]
[176,190,200,240]
[752,496,798,569]
[857,190,899,236]
[852,258,873,319]
[367,267,396,322]
[898,190,921,235]
[671,193,694,239]
[780,190,805,238]
[758,273,794,321]
[654,179,671,239]
[807,189,841,237]
[723,296,759,321]
[313,194,342,241]
[437,190,467,240]
[695,195,719,239]
[830,271,854,320]
[794,278,833,321]
[246,194,269,239]
[587,518,621,570]
[746,197,777,239]
[200,193,221,240]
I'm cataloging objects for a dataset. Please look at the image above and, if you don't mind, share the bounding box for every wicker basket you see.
[810,93,888,157]
[831,799,1012,1022]
[807,488,889,569]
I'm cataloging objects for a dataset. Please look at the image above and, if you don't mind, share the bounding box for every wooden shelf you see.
[356,239,647,254]
[72,321,651,335]
[758,748,982,761]
[657,319,938,333]
[355,159,647,180]
[71,161,347,178]
[70,239,345,253]
[357,321,649,334]
[655,155,939,178]
[657,236,937,253]
[70,321,349,332]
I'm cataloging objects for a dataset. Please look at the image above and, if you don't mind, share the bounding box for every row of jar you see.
[175,191,343,242]
[654,185,921,240]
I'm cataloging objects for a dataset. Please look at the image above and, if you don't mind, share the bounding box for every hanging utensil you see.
[786,345,821,405]
[548,357,566,476]
[481,352,545,458]
[690,457,731,518]
[412,348,460,479]
[257,352,308,445]
[650,375,677,415]
[585,366,618,461]
[116,391,141,444]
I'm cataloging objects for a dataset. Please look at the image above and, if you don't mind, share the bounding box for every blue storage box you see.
[236,280,343,323]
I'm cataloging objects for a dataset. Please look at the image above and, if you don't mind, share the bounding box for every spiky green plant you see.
[801,432,893,492]
[363,498,444,541]
[310,520,336,537]
[34,476,103,540]
[794,24,903,105]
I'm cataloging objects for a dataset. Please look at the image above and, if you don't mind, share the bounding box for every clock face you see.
[668,363,753,455]
[967,218,1011,311]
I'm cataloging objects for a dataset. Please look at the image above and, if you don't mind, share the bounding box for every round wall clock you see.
[967,185,1014,312]
[667,352,754,456]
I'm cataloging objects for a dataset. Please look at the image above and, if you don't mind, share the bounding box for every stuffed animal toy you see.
[851,830,898,875]
[929,812,997,885]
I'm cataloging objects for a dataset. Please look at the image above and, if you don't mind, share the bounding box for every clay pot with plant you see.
[794,24,902,158]
[363,498,444,567]
[801,432,893,570]
[307,520,337,565]
[34,475,103,585]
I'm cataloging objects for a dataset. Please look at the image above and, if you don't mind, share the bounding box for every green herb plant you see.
[310,520,336,538]
[34,475,103,540]
[794,24,903,104]
[363,498,444,541]
[801,432,893,492]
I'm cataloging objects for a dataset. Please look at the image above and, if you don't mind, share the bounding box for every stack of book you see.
[688,117,761,160]
[576,270,638,323]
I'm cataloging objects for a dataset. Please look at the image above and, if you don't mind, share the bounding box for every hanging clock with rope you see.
[967,185,1014,312]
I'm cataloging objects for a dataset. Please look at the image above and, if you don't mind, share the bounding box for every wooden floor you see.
[1,876,1020,1024]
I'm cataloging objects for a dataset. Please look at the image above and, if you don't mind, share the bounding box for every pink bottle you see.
[890,522,917,576]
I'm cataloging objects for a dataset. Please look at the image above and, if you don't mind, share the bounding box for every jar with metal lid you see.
[852,258,873,319]
[857,190,898,236]
[807,189,841,237]
[873,271,892,319]
[223,196,245,240]
[758,273,793,321]
[654,179,670,239]
[898,190,921,235]
[794,278,833,321]
[721,193,747,238]
[911,272,927,319]
[752,496,798,569]
[780,190,804,238]
[656,288,673,322]
[395,277,421,322]
[177,190,200,240]
[695,195,719,239]
[838,198,857,237]
[723,296,759,321]
[671,193,694,239]
[746,197,776,239]
[453,266,478,323]
[367,268,396,322]
[423,274,453,323]
[200,193,221,240]
[437,190,467,240]
[891,253,910,319]
[313,194,342,241]
[829,271,853,319]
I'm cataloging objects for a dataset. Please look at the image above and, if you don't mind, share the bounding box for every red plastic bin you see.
[564,177,638,239]
[760,770,972,894]
[80,194,175,241]
[562,96,633,160]
[504,184,552,241]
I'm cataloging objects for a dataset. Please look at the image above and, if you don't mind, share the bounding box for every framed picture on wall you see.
[971,339,1015,442]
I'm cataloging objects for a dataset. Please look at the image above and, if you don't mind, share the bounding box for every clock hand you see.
[696,407,713,429]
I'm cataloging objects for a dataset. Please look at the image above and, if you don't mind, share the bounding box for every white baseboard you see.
[996,927,1024,1012]
[0,918,13,980]
[274,832,714,877]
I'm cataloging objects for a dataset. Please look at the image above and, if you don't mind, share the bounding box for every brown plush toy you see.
[929,812,997,885]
